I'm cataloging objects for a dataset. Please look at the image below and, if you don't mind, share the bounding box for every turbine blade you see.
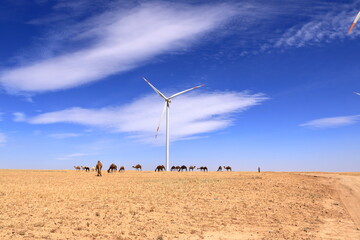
[348,22,357,34]
[348,11,360,34]
[155,101,167,138]
[169,84,205,99]
[143,77,167,99]
[354,92,360,95]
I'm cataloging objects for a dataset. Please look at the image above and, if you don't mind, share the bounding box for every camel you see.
[96,161,102,176]
[132,164,142,171]
[155,165,165,172]
[108,163,117,173]
[178,165,187,172]
[74,166,81,171]
[217,166,222,172]
[223,166,232,171]
[197,166,208,172]
[175,166,181,171]
[189,166,196,171]
[84,166,90,172]
[171,166,176,171]
[119,166,125,172]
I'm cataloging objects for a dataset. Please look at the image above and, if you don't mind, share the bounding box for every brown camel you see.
[155,165,165,172]
[175,166,181,171]
[74,166,81,171]
[96,161,102,176]
[197,166,208,172]
[217,166,222,172]
[171,166,176,171]
[108,163,117,173]
[189,166,196,171]
[119,166,125,172]
[223,166,232,171]
[132,164,142,171]
[178,165,187,172]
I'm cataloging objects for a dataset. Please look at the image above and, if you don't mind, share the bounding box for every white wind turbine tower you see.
[143,77,204,171]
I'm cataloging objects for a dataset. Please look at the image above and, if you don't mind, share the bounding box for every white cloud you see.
[0,2,236,93]
[49,133,82,139]
[300,115,360,129]
[0,132,6,146]
[22,91,267,143]
[13,112,26,122]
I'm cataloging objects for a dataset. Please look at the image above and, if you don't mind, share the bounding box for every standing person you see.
[258,167,260,173]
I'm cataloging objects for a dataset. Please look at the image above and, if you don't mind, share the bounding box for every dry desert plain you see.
[0,170,359,239]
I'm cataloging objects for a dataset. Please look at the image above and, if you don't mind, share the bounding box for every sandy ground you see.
[302,172,360,233]
[0,170,359,240]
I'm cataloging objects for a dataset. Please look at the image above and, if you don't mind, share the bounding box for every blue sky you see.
[0,0,360,171]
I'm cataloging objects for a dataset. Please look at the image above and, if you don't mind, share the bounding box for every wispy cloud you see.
[273,12,359,49]
[48,133,82,139]
[0,2,237,93]
[18,91,267,143]
[262,2,360,50]
[300,115,360,129]
[13,112,26,122]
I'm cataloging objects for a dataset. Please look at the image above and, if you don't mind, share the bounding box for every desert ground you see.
[0,170,359,240]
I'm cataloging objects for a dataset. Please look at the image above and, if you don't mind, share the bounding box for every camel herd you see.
[217,166,232,171]
[74,162,234,176]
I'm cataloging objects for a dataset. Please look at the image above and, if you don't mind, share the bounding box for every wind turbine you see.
[348,11,360,34]
[143,77,204,171]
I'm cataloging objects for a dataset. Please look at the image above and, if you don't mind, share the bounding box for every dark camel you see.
[119,166,125,172]
[197,166,208,172]
[223,166,232,171]
[96,161,102,176]
[171,166,176,171]
[178,165,187,172]
[155,165,165,172]
[217,166,222,172]
[189,166,196,171]
[108,163,117,173]
[132,164,142,171]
